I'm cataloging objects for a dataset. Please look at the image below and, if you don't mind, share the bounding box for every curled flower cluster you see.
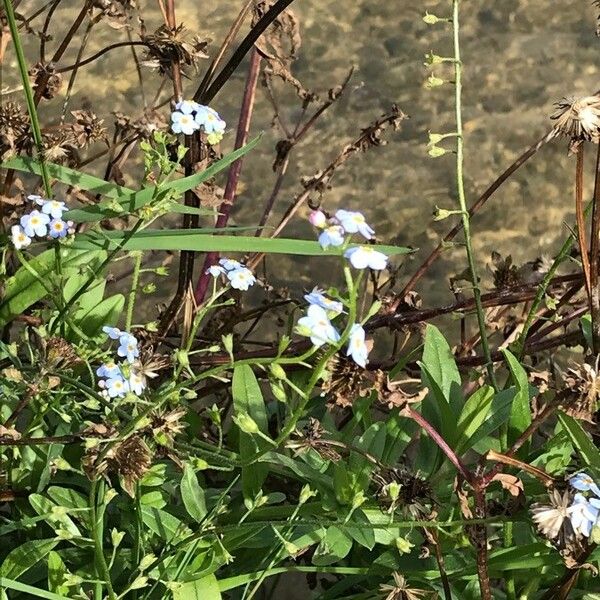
[206,258,256,291]
[97,327,145,398]
[308,208,388,270]
[296,288,370,368]
[11,194,73,250]
[531,472,600,542]
[170,100,226,144]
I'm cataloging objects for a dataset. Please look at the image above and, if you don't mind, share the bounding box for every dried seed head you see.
[28,62,63,100]
[372,466,433,516]
[287,418,342,462]
[379,572,435,600]
[110,435,152,497]
[45,337,81,368]
[69,110,107,147]
[490,252,521,289]
[141,25,209,77]
[551,96,600,151]
[562,360,600,423]
[150,407,187,446]
[0,102,30,158]
[531,488,576,548]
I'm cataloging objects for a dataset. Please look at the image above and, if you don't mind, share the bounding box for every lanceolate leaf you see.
[173,575,222,600]
[0,538,58,579]
[558,412,600,475]
[72,229,412,257]
[503,349,532,451]
[232,365,269,501]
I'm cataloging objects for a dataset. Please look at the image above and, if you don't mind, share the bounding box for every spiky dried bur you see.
[0,102,30,158]
[92,0,137,28]
[82,427,153,497]
[287,418,342,462]
[141,25,209,77]
[561,360,600,423]
[28,62,62,100]
[551,95,600,152]
[372,466,433,518]
[379,572,436,600]
[113,109,168,141]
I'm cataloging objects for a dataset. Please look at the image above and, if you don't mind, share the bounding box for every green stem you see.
[125,251,142,331]
[452,0,497,390]
[90,479,116,600]
[2,0,51,198]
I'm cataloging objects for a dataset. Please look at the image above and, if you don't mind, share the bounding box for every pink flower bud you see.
[308,210,327,228]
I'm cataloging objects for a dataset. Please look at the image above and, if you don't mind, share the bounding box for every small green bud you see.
[105,489,118,504]
[56,528,73,540]
[111,528,125,548]
[64,574,84,587]
[278,335,291,355]
[424,52,443,65]
[428,145,447,158]
[433,206,456,221]
[395,536,414,554]
[299,484,317,505]
[145,321,159,332]
[384,482,401,502]
[423,11,440,24]
[284,541,299,556]
[139,553,157,571]
[130,576,149,591]
[155,266,169,276]
[269,363,286,380]
[270,380,287,403]
[427,132,444,145]
[51,505,68,519]
[234,412,259,434]
[222,333,234,358]
[425,74,445,89]
[352,491,367,510]
[174,349,189,368]
[142,282,157,294]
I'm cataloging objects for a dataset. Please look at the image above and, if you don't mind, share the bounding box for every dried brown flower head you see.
[44,337,81,368]
[372,466,433,516]
[69,110,107,147]
[28,62,62,100]
[113,109,167,140]
[0,102,29,158]
[109,435,152,496]
[287,418,342,462]
[379,573,436,600]
[92,0,136,29]
[562,360,600,423]
[531,488,576,548]
[322,355,381,408]
[551,96,600,151]
[490,252,521,289]
[142,25,209,77]
[149,407,187,447]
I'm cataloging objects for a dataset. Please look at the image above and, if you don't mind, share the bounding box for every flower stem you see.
[452,0,497,390]
[90,479,116,600]
[2,0,51,197]
[125,251,142,331]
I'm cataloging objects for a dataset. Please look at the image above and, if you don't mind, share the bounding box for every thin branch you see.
[55,40,149,73]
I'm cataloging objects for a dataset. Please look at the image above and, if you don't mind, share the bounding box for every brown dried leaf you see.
[491,473,524,497]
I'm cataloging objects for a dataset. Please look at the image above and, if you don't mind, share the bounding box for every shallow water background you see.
[7,0,600,308]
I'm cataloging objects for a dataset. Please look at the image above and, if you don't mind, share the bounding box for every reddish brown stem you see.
[404,406,473,484]
[194,49,261,304]
[575,146,592,303]
[590,143,600,352]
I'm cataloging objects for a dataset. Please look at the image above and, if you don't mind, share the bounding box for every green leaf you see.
[558,412,600,474]
[232,365,269,501]
[47,551,68,596]
[0,538,58,579]
[312,526,353,566]
[502,349,532,449]
[75,293,125,337]
[0,248,102,326]
[0,156,135,199]
[64,136,261,223]
[174,575,222,600]
[421,324,462,414]
[0,578,70,600]
[72,229,412,257]
[181,463,208,523]
[455,385,494,454]
[29,494,82,537]
[345,510,376,550]
[141,506,192,542]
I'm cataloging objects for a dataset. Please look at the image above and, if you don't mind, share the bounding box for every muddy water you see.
[8,1,600,308]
